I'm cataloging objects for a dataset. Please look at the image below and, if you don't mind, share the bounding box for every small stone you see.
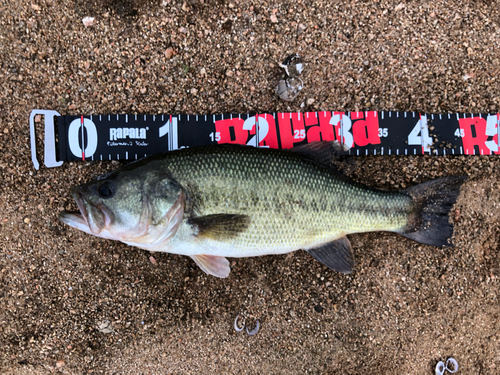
[165,47,174,59]
[179,27,188,34]
[149,256,157,264]
[24,218,30,224]
[56,360,65,368]
[306,98,315,105]
[226,70,234,77]
[31,3,41,11]
[82,17,95,27]
[97,320,113,334]
[200,67,206,76]
[83,61,90,69]
[394,3,405,11]
[140,87,147,94]
[270,14,278,23]
[182,1,189,11]
[34,114,42,123]
[190,88,198,95]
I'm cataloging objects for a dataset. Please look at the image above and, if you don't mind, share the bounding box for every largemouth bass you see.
[60,142,466,278]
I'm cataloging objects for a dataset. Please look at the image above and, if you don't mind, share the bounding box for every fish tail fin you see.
[401,176,467,247]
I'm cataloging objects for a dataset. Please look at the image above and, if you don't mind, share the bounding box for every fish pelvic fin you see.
[402,176,467,247]
[188,214,251,240]
[306,236,355,274]
[191,254,230,278]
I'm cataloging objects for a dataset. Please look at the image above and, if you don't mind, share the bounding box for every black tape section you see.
[55,111,500,162]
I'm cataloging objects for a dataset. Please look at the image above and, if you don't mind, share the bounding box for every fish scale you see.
[60,142,466,278]
[153,146,413,257]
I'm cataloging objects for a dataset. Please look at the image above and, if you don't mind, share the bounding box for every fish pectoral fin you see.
[306,236,355,274]
[188,214,250,240]
[191,254,230,278]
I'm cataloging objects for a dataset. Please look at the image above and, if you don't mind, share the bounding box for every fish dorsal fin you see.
[306,236,355,274]
[188,214,250,240]
[291,141,349,161]
[191,254,230,278]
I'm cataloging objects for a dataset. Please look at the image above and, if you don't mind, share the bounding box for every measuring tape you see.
[30,109,500,169]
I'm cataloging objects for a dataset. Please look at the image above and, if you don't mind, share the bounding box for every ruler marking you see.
[80,115,85,161]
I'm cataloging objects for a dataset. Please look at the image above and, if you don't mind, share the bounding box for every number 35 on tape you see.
[29,110,500,169]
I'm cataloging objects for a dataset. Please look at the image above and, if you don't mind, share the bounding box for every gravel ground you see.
[1,0,500,373]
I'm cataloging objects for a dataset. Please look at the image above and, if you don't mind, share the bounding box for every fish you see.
[59,142,467,278]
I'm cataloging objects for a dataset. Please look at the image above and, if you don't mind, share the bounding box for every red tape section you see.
[56,111,499,163]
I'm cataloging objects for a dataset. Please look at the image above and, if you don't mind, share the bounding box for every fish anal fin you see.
[306,236,355,274]
[188,214,250,240]
[191,254,230,278]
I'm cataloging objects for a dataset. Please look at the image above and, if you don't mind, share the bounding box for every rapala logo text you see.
[109,127,147,141]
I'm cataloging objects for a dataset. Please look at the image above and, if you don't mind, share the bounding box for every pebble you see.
[165,48,175,59]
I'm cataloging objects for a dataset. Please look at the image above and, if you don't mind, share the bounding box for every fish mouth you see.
[59,187,112,235]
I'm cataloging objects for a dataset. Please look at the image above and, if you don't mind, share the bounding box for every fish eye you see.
[98,182,115,198]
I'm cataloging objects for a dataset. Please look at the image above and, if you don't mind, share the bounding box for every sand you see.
[1,0,499,373]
